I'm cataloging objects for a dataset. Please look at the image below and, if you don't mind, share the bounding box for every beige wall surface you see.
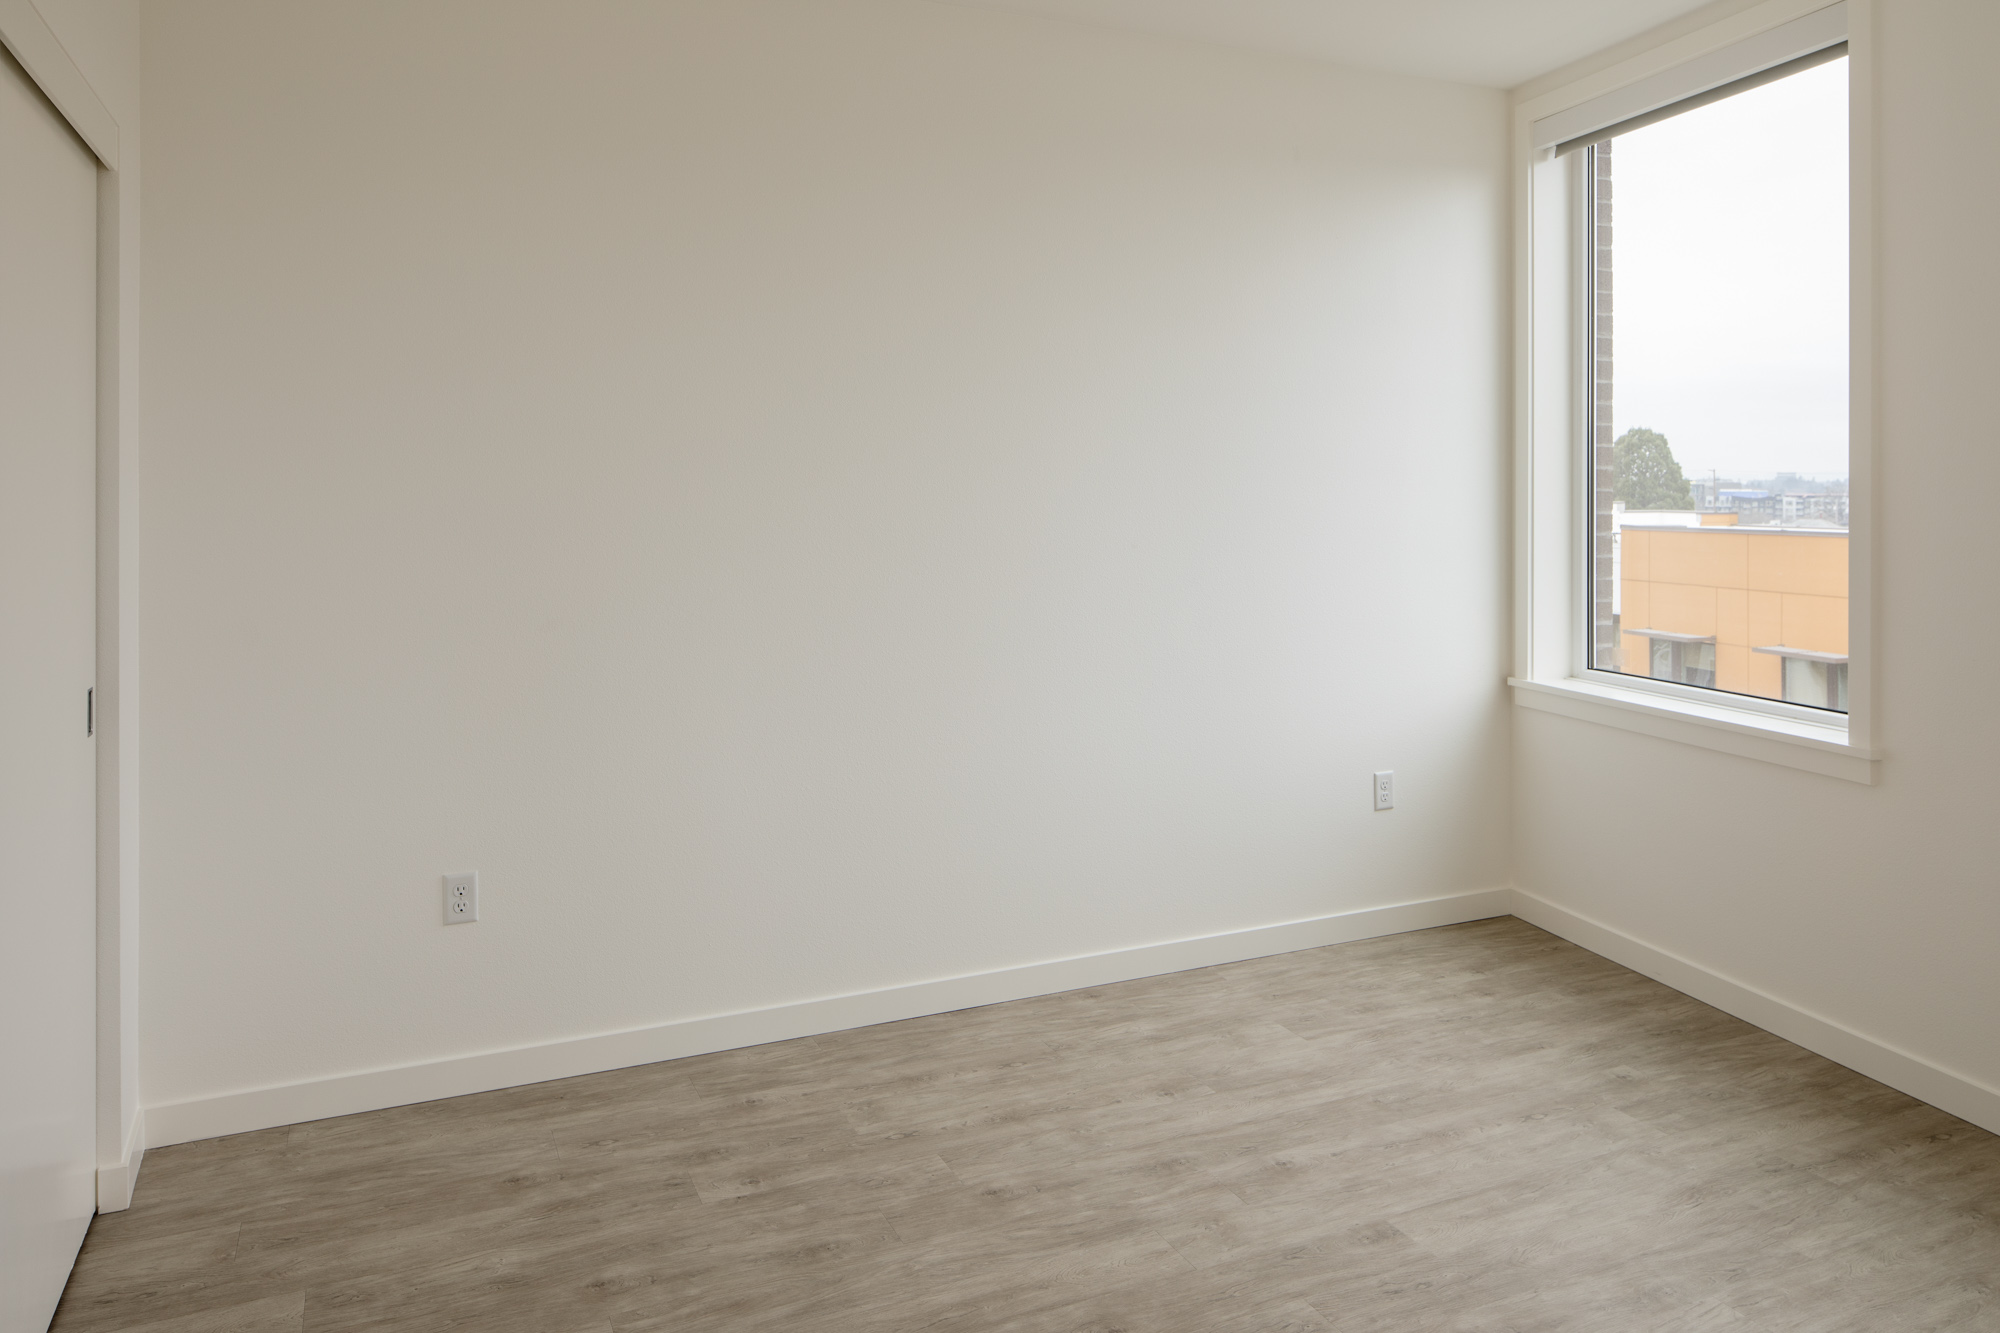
[1517,0,2000,1096]
[139,0,1510,1108]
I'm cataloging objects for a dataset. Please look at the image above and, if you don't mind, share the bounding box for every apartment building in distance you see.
[1614,508,1849,711]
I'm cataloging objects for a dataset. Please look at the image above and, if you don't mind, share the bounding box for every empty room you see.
[2,0,1995,1328]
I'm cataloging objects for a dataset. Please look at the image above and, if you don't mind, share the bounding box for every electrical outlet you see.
[1373,771,1394,811]
[444,872,478,924]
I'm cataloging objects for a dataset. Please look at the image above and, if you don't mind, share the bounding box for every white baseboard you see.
[1512,889,2000,1137]
[95,1110,146,1213]
[144,889,1513,1148]
[138,888,2000,1150]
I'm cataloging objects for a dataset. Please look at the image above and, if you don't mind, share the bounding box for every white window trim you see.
[1509,0,1877,785]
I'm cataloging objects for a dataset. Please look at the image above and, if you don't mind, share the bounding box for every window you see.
[1582,37,1848,712]
[1642,633,1717,689]
[1760,647,1849,710]
[1511,0,1874,782]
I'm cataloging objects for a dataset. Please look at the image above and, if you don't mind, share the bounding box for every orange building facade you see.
[1616,523,1849,710]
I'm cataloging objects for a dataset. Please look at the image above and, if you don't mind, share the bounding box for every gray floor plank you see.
[51,920,2000,1332]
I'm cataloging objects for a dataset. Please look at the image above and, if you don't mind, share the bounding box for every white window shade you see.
[1530,2,1847,155]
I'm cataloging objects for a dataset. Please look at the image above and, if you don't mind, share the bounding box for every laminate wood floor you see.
[51,919,2000,1332]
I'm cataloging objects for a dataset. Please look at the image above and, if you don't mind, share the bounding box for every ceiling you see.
[937,0,1724,88]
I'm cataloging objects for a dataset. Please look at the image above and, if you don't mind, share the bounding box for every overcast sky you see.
[1612,57,1848,482]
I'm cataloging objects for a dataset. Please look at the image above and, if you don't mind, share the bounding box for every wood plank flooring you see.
[51,919,2000,1331]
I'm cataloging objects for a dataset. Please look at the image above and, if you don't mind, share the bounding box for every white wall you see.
[138,0,1510,1118]
[23,0,145,1204]
[1514,0,2000,1103]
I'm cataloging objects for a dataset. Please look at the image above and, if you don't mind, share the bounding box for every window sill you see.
[1508,676,1878,784]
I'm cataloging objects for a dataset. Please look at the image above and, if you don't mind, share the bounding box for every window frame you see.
[1509,0,1878,784]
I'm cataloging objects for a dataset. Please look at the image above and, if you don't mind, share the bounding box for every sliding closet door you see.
[0,43,99,1333]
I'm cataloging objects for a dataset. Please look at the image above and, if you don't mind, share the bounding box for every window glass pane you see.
[1591,56,1849,713]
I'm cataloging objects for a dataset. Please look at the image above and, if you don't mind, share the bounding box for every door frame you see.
[0,0,143,1215]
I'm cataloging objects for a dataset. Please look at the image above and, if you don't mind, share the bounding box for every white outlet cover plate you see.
[444,872,478,924]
